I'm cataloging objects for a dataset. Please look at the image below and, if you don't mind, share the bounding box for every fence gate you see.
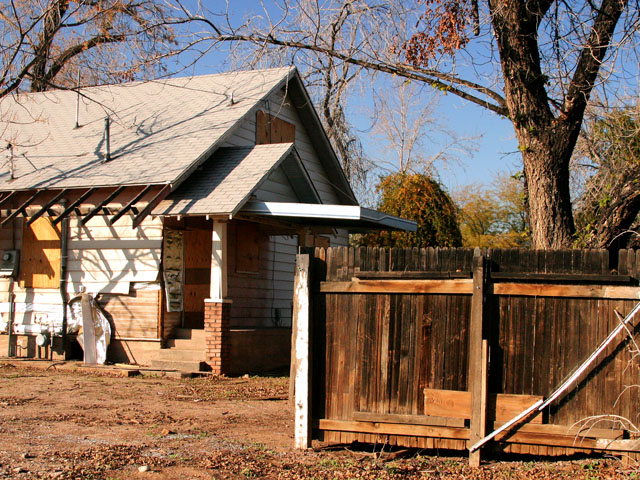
[292,247,640,464]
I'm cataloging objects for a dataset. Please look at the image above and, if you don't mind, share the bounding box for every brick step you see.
[155,348,206,362]
[173,328,206,341]
[149,359,209,372]
[164,337,206,350]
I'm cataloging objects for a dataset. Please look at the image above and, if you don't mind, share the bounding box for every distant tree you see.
[456,173,529,248]
[360,172,462,248]
[370,79,476,177]
[0,0,185,98]
[574,105,640,249]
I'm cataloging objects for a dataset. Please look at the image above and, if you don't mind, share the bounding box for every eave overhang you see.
[240,201,417,232]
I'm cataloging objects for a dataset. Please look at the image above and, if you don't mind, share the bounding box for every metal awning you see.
[240,201,417,232]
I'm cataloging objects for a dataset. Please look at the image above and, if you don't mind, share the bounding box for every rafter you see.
[26,189,67,226]
[109,185,152,225]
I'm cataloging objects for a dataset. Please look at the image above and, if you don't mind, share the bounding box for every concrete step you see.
[173,328,206,341]
[155,348,206,362]
[149,359,209,372]
[164,337,205,350]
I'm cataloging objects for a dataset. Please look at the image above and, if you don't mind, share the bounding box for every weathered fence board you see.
[302,247,640,460]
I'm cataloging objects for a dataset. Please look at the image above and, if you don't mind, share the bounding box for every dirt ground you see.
[0,361,637,479]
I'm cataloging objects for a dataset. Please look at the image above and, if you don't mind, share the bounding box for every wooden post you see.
[469,252,488,466]
[293,253,312,449]
[210,221,228,301]
[81,293,97,366]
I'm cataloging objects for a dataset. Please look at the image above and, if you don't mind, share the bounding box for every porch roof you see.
[240,201,417,232]
[152,143,320,217]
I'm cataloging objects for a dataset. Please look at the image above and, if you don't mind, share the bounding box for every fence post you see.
[469,251,488,467]
[293,253,312,449]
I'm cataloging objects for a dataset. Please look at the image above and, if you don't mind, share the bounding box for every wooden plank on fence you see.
[356,271,472,279]
[424,389,543,424]
[316,419,626,451]
[493,422,623,439]
[492,283,640,299]
[319,279,474,294]
[595,439,640,452]
[490,272,632,283]
[316,419,470,440]
[352,411,466,428]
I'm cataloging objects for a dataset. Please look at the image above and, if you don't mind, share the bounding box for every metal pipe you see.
[6,217,17,357]
[57,202,70,360]
[104,116,111,162]
[75,71,80,128]
[6,277,14,357]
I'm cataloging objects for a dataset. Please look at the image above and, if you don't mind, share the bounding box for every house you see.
[0,67,415,374]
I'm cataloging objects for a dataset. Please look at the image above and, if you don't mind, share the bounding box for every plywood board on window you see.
[20,218,61,289]
[183,227,212,328]
[256,110,295,144]
[235,221,261,274]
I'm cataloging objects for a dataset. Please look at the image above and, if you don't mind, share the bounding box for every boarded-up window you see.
[20,217,61,288]
[256,111,295,144]
[236,221,260,273]
[315,236,330,248]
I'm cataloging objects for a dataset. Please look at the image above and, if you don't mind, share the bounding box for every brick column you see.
[204,299,232,375]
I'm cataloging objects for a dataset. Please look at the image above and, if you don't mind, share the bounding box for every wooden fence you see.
[291,247,640,463]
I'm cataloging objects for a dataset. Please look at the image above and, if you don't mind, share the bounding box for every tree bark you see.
[489,0,625,248]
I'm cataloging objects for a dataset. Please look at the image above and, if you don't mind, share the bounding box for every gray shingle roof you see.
[0,67,294,191]
[153,144,294,216]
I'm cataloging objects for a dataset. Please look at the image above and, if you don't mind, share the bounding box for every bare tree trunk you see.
[520,137,575,248]
[489,0,624,248]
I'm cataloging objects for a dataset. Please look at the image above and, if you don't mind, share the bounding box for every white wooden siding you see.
[254,167,299,202]
[67,215,162,295]
[0,215,162,335]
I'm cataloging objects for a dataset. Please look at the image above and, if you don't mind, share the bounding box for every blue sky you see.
[180,1,520,194]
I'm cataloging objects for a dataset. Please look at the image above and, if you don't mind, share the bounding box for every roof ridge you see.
[8,66,296,99]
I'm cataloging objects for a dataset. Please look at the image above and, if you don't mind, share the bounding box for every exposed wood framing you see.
[26,189,67,226]
[1,190,41,226]
[53,188,96,225]
[80,186,125,225]
[0,191,16,209]
[132,184,170,229]
[109,185,152,225]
